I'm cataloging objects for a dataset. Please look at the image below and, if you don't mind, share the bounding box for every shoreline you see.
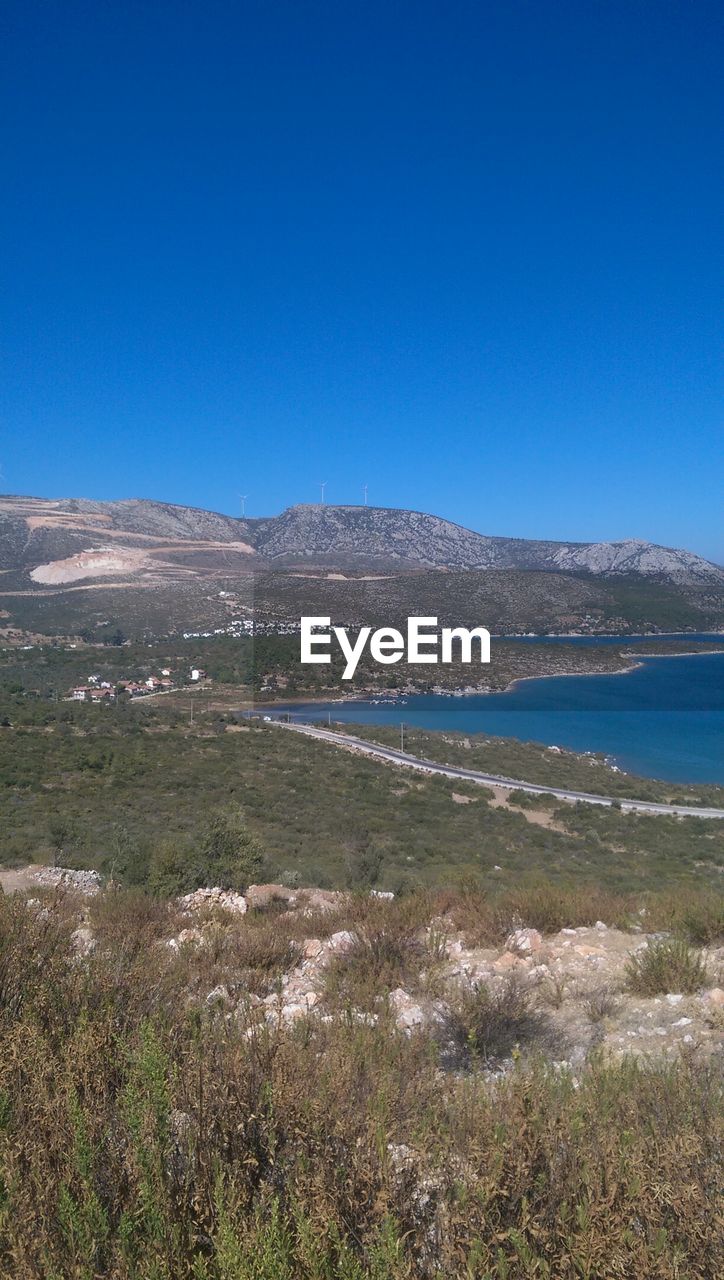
[625,647,724,660]
[494,630,724,640]
[254,647,724,707]
[501,658,643,694]
[500,648,724,693]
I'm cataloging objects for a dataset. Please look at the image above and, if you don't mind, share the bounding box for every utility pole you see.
[189,691,194,727]
[400,721,404,752]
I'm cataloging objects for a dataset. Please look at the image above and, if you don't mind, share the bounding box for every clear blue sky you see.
[1,1,722,559]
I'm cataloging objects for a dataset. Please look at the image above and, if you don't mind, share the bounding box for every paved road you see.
[272,720,724,819]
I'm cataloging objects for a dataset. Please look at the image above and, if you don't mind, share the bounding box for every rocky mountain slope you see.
[1,494,722,636]
[248,503,723,579]
[1,494,721,580]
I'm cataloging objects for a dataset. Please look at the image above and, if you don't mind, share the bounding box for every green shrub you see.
[624,938,709,996]
[148,837,193,897]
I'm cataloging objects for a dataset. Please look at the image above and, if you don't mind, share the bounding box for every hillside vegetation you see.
[5,631,722,702]
[1,684,723,894]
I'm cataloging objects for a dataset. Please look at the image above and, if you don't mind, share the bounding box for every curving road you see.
[271,720,724,819]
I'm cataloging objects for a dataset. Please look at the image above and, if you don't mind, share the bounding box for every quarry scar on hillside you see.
[301,616,491,680]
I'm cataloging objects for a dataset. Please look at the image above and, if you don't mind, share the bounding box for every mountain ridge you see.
[0,493,721,582]
[1,493,723,638]
[246,502,723,580]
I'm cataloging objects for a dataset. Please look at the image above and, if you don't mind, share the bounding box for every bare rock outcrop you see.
[30,867,102,895]
[178,887,248,915]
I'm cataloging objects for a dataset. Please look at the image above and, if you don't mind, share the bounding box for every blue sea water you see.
[274,643,724,785]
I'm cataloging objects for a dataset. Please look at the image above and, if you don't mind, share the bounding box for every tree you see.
[344,831,382,889]
[108,825,148,886]
[148,839,191,897]
[48,818,74,868]
[148,808,264,898]
[195,806,264,893]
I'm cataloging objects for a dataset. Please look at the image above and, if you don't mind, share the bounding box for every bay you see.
[274,643,724,785]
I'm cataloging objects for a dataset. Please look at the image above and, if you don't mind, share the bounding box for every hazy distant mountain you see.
[1,494,722,637]
[246,504,723,581]
[1,494,721,582]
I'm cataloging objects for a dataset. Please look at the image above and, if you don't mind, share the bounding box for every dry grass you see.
[167,911,303,998]
[637,887,724,946]
[0,886,721,1278]
[428,879,638,948]
[441,977,558,1068]
[433,879,723,950]
[89,885,179,952]
[323,896,433,1012]
[582,984,620,1023]
[218,918,302,995]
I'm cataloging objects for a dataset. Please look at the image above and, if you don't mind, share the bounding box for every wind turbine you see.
[239,494,248,517]
[362,484,368,506]
[319,481,327,504]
